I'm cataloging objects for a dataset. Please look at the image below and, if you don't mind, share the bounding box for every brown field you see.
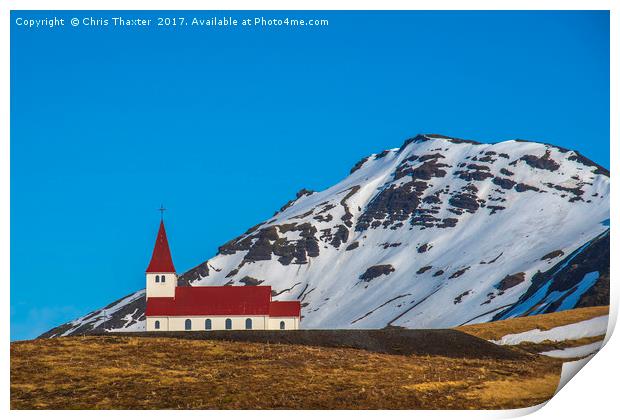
[11,334,561,410]
[13,307,608,410]
[456,306,609,341]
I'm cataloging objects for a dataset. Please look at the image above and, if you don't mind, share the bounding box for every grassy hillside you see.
[11,334,560,409]
[15,306,609,410]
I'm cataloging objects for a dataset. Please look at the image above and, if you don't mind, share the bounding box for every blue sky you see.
[10,11,609,340]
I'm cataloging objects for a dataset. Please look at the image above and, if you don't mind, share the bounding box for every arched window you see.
[155,275,160,283]
[161,275,166,283]
[225,318,232,330]
[154,320,160,330]
[245,318,252,330]
[185,319,192,330]
[279,321,285,330]
[205,319,212,330]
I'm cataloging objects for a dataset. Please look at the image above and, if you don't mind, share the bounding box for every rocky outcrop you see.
[495,273,526,291]
[359,265,396,282]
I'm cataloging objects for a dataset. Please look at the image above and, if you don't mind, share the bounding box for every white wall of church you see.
[146,273,177,298]
[268,317,299,330]
[147,317,169,331]
[169,316,268,331]
[146,315,300,331]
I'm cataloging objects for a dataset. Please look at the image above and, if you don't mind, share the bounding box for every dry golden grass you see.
[456,306,609,341]
[514,335,605,354]
[11,335,562,410]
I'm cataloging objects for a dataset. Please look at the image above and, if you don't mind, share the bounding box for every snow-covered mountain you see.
[40,134,610,338]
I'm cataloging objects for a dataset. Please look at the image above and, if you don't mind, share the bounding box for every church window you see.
[280,321,285,330]
[205,319,212,330]
[161,275,166,283]
[154,320,160,329]
[225,318,232,330]
[155,275,160,283]
[245,318,252,330]
[185,319,191,330]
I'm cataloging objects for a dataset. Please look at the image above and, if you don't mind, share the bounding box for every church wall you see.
[146,315,300,331]
[267,317,299,330]
[166,315,268,331]
[146,273,177,298]
[146,317,169,331]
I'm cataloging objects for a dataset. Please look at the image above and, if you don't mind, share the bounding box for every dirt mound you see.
[102,329,527,360]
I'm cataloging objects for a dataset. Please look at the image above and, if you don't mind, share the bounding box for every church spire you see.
[146,219,176,273]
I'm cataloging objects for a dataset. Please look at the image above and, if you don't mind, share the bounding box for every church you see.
[144,219,301,332]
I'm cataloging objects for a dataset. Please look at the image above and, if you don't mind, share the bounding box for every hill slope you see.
[12,333,560,409]
[40,134,610,337]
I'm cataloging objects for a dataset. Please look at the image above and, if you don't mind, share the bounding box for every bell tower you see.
[146,209,177,299]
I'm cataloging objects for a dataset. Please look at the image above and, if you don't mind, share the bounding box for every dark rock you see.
[177,261,210,286]
[449,193,479,213]
[488,205,506,215]
[492,177,516,190]
[239,276,264,286]
[291,209,314,220]
[296,188,315,199]
[466,164,490,171]
[454,169,494,182]
[515,183,540,193]
[567,152,610,176]
[350,156,370,174]
[313,213,333,223]
[395,158,449,181]
[541,250,565,260]
[399,133,480,148]
[495,272,526,291]
[477,155,496,163]
[449,267,470,279]
[276,188,315,215]
[417,243,432,253]
[345,241,359,251]
[356,181,426,231]
[454,290,471,304]
[244,236,273,262]
[418,153,446,162]
[375,150,390,159]
[520,150,560,171]
[380,242,402,249]
[417,266,432,274]
[340,185,361,228]
[436,218,458,228]
[544,182,584,197]
[359,265,395,282]
[422,194,441,204]
[320,224,349,248]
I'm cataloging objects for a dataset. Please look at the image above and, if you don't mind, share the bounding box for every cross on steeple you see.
[158,204,166,220]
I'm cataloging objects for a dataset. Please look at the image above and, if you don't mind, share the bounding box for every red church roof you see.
[146,220,176,273]
[269,301,301,317]
[146,286,300,317]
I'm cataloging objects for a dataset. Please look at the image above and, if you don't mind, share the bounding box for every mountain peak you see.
[39,134,610,338]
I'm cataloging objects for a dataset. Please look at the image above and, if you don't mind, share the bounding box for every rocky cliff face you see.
[40,134,610,338]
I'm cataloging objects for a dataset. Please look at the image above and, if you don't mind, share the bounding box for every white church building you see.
[144,219,301,332]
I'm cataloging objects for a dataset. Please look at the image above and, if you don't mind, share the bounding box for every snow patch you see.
[492,315,608,345]
[541,341,603,359]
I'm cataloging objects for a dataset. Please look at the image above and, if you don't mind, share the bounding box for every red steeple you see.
[146,220,176,273]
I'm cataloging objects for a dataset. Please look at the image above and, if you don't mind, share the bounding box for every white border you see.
[2,1,616,418]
